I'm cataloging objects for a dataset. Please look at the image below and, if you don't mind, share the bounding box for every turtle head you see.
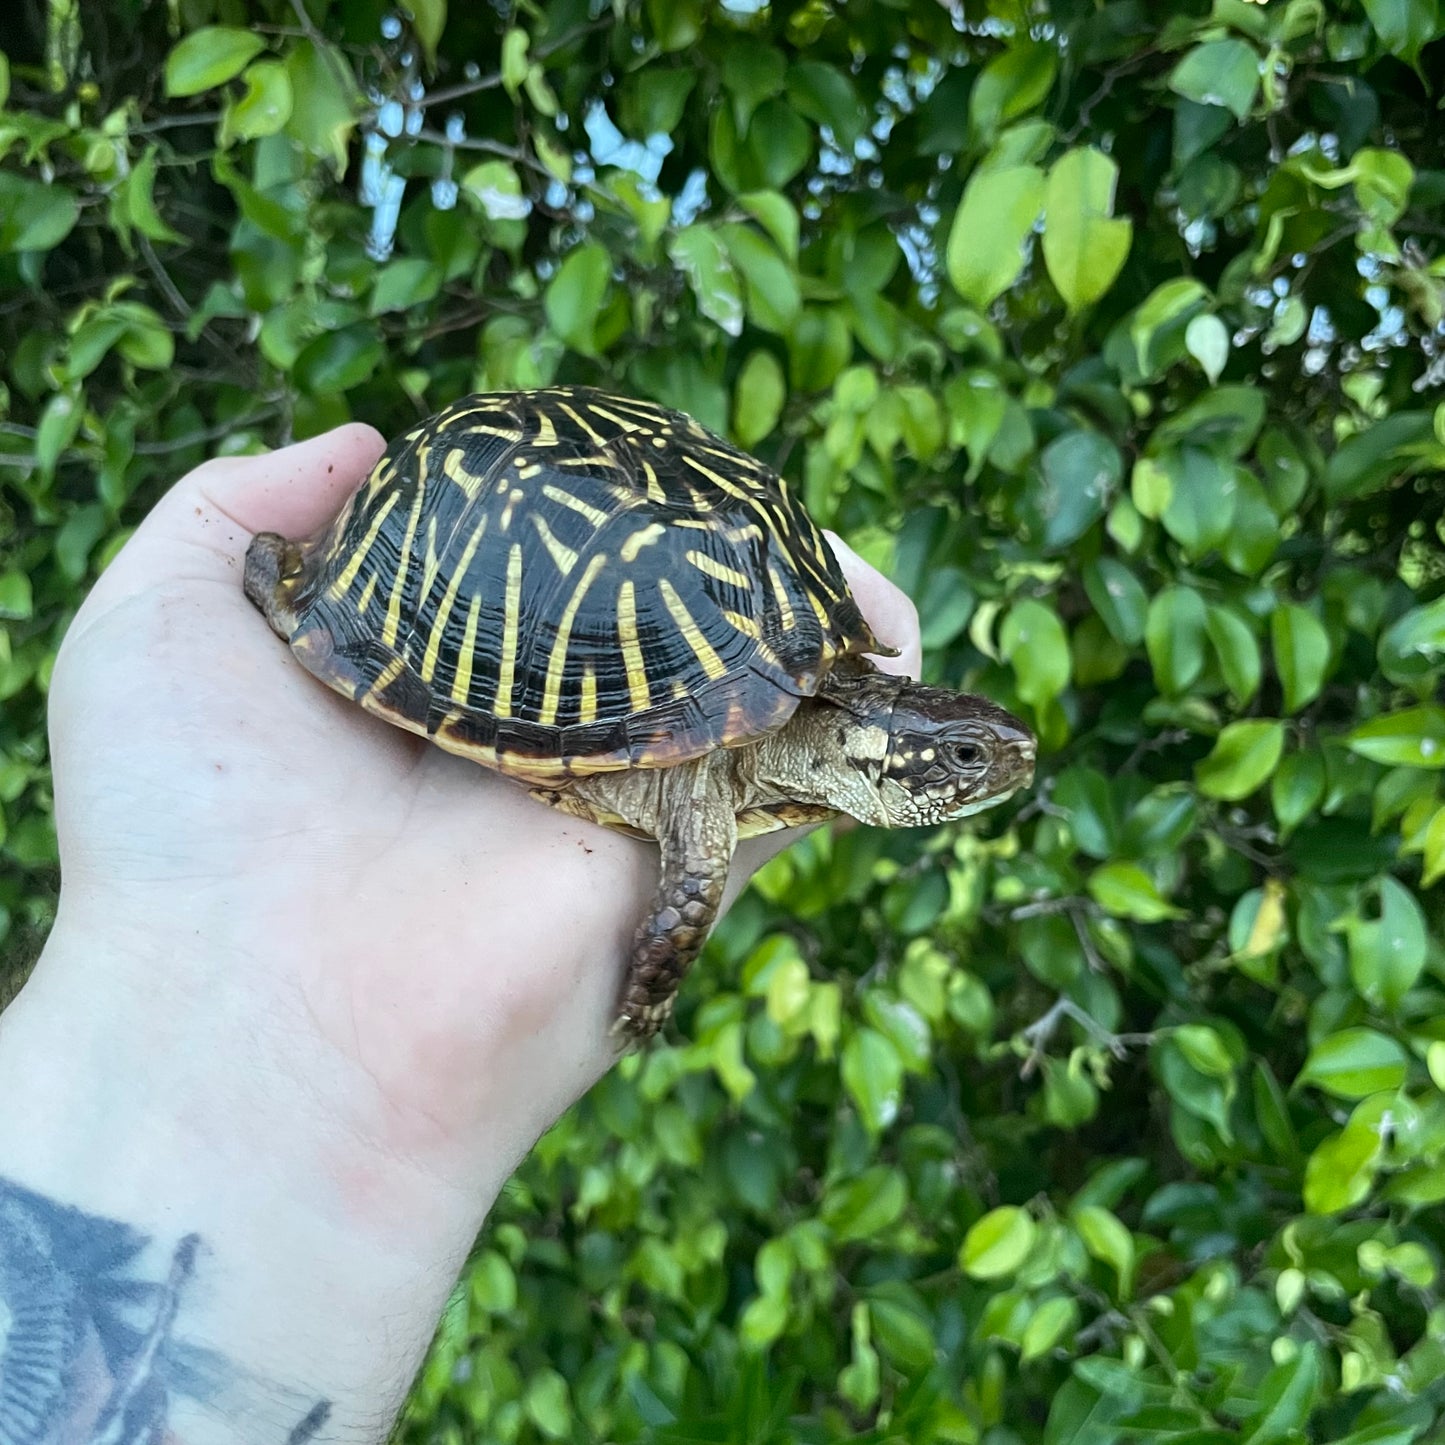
[809,669,1036,827]
[872,682,1036,824]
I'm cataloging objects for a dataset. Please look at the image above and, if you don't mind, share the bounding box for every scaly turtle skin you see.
[245,387,1036,1040]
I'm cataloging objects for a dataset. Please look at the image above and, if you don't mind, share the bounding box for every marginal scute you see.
[274,386,880,778]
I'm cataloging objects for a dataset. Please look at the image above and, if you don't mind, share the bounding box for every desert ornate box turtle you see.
[244,387,1036,1039]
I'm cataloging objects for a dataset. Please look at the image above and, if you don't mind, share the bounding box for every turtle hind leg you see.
[243,532,305,638]
[613,756,737,1046]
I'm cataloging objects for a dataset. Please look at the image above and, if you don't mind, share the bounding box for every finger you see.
[83,425,387,617]
[824,531,923,680]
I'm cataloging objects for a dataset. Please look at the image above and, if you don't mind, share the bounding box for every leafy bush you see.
[3,1,1445,1441]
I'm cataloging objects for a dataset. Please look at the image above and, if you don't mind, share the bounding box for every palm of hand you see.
[40,425,920,1188]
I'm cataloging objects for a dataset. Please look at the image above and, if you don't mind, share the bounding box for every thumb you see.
[82,424,387,618]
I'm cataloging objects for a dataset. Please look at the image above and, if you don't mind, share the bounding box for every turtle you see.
[243,386,1036,1040]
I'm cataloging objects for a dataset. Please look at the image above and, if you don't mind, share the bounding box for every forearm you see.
[0,922,500,1445]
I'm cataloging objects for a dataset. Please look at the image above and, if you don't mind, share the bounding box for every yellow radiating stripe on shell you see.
[362,455,395,500]
[368,654,406,701]
[555,452,623,472]
[617,580,650,712]
[451,592,483,705]
[587,402,642,432]
[493,543,524,718]
[462,421,524,441]
[357,575,378,615]
[621,521,667,562]
[723,608,760,638]
[681,453,756,504]
[807,589,831,628]
[558,401,607,447]
[421,513,488,684]
[539,552,608,726]
[578,664,598,724]
[531,512,578,574]
[639,458,667,504]
[543,483,610,528]
[533,409,558,447]
[516,461,543,480]
[420,515,441,600]
[330,491,400,599]
[687,549,752,590]
[768,564,795,631]
[659,578,727,680]
[443,446,485,501]
[383,474,428,648]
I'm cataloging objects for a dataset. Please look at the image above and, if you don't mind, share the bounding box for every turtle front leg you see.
[616,757,737,1044]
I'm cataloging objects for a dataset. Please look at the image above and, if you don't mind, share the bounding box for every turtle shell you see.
[271,387,882,784]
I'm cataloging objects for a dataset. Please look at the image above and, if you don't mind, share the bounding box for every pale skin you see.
[0,424,922,1443]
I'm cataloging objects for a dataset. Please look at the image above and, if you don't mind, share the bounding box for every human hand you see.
[0,425,921,1432]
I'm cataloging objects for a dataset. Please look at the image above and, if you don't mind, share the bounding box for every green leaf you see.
[0,572,33,620]
[283,40,358,175]
[961,1206,1036,1279]
[1169,39,1261,122]
[1082,558,1147,645]
[369,258,442,316]
[1145,586,1208,694]
[1242,1344,1322,1444]
[544,242,612,354]
[223,59,293,142]
[1034,431,1120,550]
[1360,0,1442,65]
[822,1164,907,1241]
[1196,721,1284,801]
[524,1368,572,1440]
[1159,447,1236,556]
[294,323,382,395]
[1272,604,1331,712]
[1000,598,1071,708]
[969,40,1058,137]
[0,174,79,253]
[1089,862,1185,922]
[1073,1205,1135,1296]
[738,191,799,261]
[1205,603,1262,704]
[1347,707,1445,769]
[841,1027,904,1133]
[1343,876,1428,1011]
[1185,312,1229,383]
[164,26,266,97]
[786,60,866,148]
[1298,1028,1408,1099]
[1272,751,1324,834]
[1304,1116,1382,1213]
[1378,596,1445,687]
[733,350,785,447]
[669,226,744,338]
[114,147,183,245]
[718,224,800,334]
[944,165,1045,308]
[1042,147,1133,312]
[411,0,448,64]
[722,41,786,135]
[1323,412,1433,502]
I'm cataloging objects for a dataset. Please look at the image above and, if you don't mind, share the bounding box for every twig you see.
[130,110,223,134]
[414,18,611,110]
[139,235,191,320]
[133,410,281,455]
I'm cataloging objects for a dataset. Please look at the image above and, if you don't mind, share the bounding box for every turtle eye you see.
[951,740,983,768]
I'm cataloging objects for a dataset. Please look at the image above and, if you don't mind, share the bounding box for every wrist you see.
[0,918,497,1442]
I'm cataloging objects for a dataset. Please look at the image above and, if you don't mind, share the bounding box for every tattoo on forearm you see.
[0,1174,332,1444]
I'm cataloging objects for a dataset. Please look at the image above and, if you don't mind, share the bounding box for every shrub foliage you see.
[3,0,1445,1441]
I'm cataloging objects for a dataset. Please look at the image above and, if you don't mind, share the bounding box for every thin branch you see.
[133,410,282,455]
[414,18,612,109]
[129,110,222,134]
[139,235,191,320]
